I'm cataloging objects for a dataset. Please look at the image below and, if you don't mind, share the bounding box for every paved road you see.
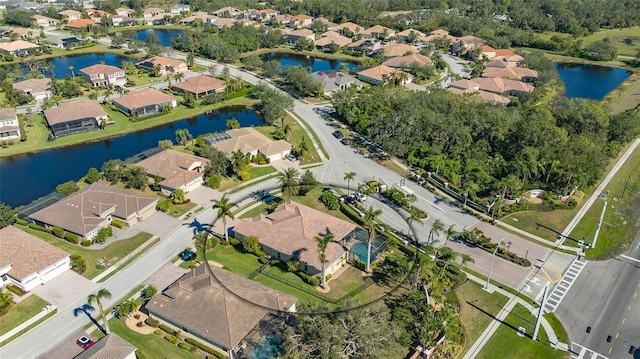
[555,230,640,359]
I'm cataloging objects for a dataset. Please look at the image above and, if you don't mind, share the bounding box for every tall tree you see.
[428,219,444,246]
[0,202,15,229]
[175,128,192,145]
[362,206,382,273]
[344,171,356,196]
[443,224,457,248]
[315,232,334,289]
[212,195,237,242]
[278,167,300,203]
[87,288,112,334]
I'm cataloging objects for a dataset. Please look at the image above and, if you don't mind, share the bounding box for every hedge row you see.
[164,335,178,344]
[28,223,51,233]
[184,338,225,358]
[111,219,125,229]
[297,271,320,287]
[145,317,159,327]
[158,324,179,336]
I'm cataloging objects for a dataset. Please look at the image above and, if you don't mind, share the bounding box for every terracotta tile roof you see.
[12,78,51,93]
[73,333,136,359]
[286,29,314,37]
[44,99,107,126]
[146,264,296,350]
[456,35,484,45]
[313,17,337,28]
[143,7,164,15]
[58,9,81,16]
[471,77,534,94]
[135,56,186,71]
[212,127,290,158]
[136,149,210,190]
[233,203,356,272]
[481,67,538,81]
[257,8,278,15]
[382,53,432,68]
[429,29,449,36]
[0,40,39,52]
[329,22,364,33]
[291,14,313,20]
[485,55,525,68]
[29,183,157,237]
[113,88,175,111]
[171,75,226,94]
[382,43,419,58]
[0,107,16,121]
[448,82,511,104]
[86,8,111,17]
[0,226,69,281]
[79,64,124,76]
[476,90,511,104]
[494,49,516,57]
[361,25,395,36]
[396,28,423,37]
[314,34,352,47]
[357,65,403,82]
[65,19,98,28]
[449,79,480,91]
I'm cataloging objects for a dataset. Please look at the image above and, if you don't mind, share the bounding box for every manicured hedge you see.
[16,218,28,226]
[6,284,26,296]
[52,226,65,238]
[154,329,163,335]
[28,223,51,233]
[178,342,192,351]
[81,240,91,247]
[64,232,78,244]
[111,219,125,229]
[297,271,320,287]
[164,335,178,344]
[185,338,225,358]
[159,323,178,335]
[145,317,159,327]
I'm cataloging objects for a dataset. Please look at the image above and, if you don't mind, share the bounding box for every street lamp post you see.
[485,239,505,291]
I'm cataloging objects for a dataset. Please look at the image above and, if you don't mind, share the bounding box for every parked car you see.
[76,336,95,350]
[332,131,344,139]
[285,153,298,162]
[340,138,352,146]
[179,249,196,261]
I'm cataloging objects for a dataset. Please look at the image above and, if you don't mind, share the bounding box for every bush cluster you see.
[153,329,163,335]
[28,223,51,233]
[352,259,366,271]
[6,284,26,296]
[16,218,28,226]
[81,240,91,247]
[185,338,225,358]
[178,342,193,351]
[64,232,78,244]
[111,219,125,229]
[158,324,178,336]
[164,335,178,344]
[297,271,320,287]
[145,317,159,327]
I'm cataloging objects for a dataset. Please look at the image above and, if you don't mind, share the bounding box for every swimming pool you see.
[351,242,373,263]
[250,334,281,359]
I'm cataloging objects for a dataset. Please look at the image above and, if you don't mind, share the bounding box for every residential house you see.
[171,3,190,14]
[211,127,292,162]
[357,65,413,85]
[29,183,158,241]
[115,7,134,17]
[180,11,213,24]
[234,202,357,276]
[494,49,516,57]
[79,64,127,87]
[135,56,187,76]
[347,38,382,54]
[43,99,108,137]
[136,149,210,195]
[58,9,81,22]
[469,44,496,60]
[329,22,364,37]
[207,17,236,29]
[0,108,20,141]
[289,14,313,29]
[451,35,485,56]
[143,7,167,25]
[113,88,177,118]
[314,31,352,51]
[256,8,278,23]
[146,264,297,358]
[481,67,538,83]
[311,70,362,96]
[382,43,419,59]
[72,333,137,359]
[485,55,526,69]
[32,14,59,28]
[273,14,292,27]
[360,25,395,39]
[282,29,315,47]
[0,226,70,292]
[65,19,98,29]
[111,15,137,27]
[0,40,40,55]
[85,8,110,22]
[171,75,226,99]
[45,33,83,48]
[395,28,423,43]
[382,53,433,69]
[462,77,534,96]
[312,17,337,29]
[12,78,52,101]
[421,28,457,44]
[212,6,241,18]
[447,79,511,105]
[6,27,37,40]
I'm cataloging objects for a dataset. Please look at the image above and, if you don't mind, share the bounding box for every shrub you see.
[229,238,240,246]
[240,171,250,181]
[145,317,159,328]
[16,218,28,226]
[352,259,366,271]
[206,175,221,189]
[159,324,178,335]
[135,350,146,359]
[51,226,64,238]
[81,240,91,247]
[178,342,192,351]
[297,271,320,286]
[154,329,163,335]
[185,338,224,357]
[6,284,26,296]
[164,335,178,344]
[28,223,51,233]
[210,236,219,248]
[254,250,266,258]
[64,232,78,244]
[111,219,125,229]
[157,198,173,212]
[258,256,268,264]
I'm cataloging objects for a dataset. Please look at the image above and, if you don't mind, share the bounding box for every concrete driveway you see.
[31,270,98,310]
[132,211,183,238]
[37,328,89,359]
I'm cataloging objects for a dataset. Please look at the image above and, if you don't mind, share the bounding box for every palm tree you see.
[87,288,112,334]
[428,219,444,246]
[362,206,382,273]
[103,84,114,103]
[357,183,373,207]
[278,167,300,202]
[282,123,291,141]
[170,188,185,204]
[343,172,356,196]
[174,72,185,83]
[460,254,474,269]
[315,232,334,289]
[175,128,192,146]
[98,117,108,130]
[113,299,136,318]
[226,118,240,129]
[212,195,237,242]
[407,209,423,238]
[165,73,172,87]
[297,140,309,158]
[438,247,458,277]
[443,224,457,248]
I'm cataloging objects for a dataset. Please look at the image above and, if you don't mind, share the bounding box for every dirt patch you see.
[125,311,155,335]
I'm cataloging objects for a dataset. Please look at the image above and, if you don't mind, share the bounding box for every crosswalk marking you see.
[544,258,586,313]
[571,342,610,359]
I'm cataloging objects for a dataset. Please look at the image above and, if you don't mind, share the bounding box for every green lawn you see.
[218,165,278,191]
[456,281,509,357]
[252,114,323,164]
[581,26,640,57]
[238,46,368,64]
[570,142,640,259]
[204,244,261,277]
[476,303,568,359]
[107,317,197,359]
[167,202,197,218]
[611,72,640,114]
[15,225,153,279]
[0,295,49,336]
[501,210,577,242]
[543,313,569,344]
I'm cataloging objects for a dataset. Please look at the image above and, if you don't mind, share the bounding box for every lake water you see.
[20,53,133,79]
[554,62,631,100]
[135,29,184,47]
[0,108,262,208]
[261,52,358,72]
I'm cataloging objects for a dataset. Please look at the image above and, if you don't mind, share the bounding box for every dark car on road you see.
[76,336,95,350]
[340,138,352,145]
[332,131,344,139]
[179,249,196,261]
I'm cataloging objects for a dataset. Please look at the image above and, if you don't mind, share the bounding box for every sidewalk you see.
[91,235,159,283]
[0,305,56,343]
[461,271,567,359]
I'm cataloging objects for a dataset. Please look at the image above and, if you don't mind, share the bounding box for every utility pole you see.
[533,284,549,341]
[485,239,505,292]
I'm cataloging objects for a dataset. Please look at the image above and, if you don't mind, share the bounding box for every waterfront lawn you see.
[456,281,509,358]
[611,72,640,114]
[107,317,196,359]
[1,96,258,157]
[581,26,640,57]
[252,114,322,164]
[14,224,153,279]
[0,44,145,67]
[0,295,49,337]
[476,303,567,359]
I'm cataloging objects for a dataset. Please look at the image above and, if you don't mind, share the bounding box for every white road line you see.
[620,254,640,263]
[571,342,610,359]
